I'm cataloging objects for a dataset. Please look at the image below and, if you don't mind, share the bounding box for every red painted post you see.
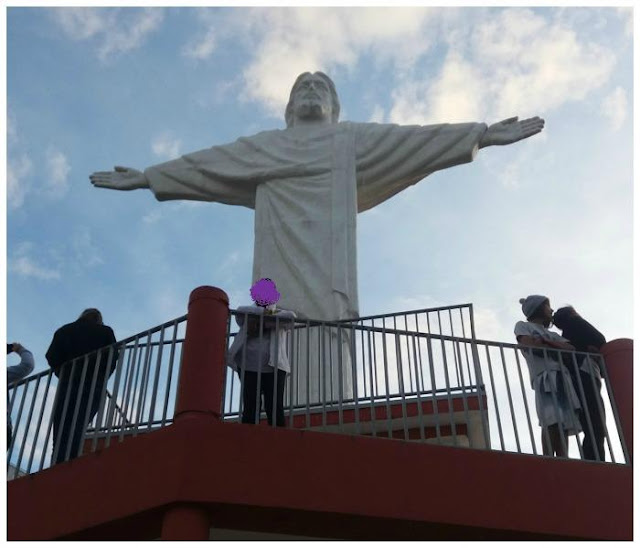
[160,504,210,540]
[174,286,230,422]
[601,338,633,461]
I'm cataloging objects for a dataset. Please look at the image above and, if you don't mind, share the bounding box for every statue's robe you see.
[144,121,487,404]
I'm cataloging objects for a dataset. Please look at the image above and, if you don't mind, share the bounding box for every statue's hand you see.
[89,166,148,190]
[479,116,545,148]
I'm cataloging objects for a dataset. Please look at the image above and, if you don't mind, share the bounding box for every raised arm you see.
[89,166,149,191]
[479,116,545,148]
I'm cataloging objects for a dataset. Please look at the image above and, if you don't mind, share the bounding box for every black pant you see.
[571,370,606,461]
[52,367,106,464]
[238,369,286,427]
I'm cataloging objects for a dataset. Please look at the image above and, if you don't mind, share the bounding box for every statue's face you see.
[291,74,333,124]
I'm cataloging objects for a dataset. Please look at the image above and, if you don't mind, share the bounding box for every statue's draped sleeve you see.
[353,122,488,212]
[143,131,298,209]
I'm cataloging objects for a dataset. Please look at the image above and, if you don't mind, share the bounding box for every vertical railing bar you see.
[541,347,569,458]
[237,312,249,424]
[7,382,29,462]
[597,353,628,463]
[411,334,426,442]
[26,370,54,474]
[119,337,142,441]
[64,355,90,462]
[287,320,295,428]
[498,345,520,453]
[436,313,458,447]
[322,323,327,428]
[147,326,166,432]
[425,316,442,444]
[459,308,474,388]
[381,318,393,439]
[104,346,128,448]
[89,345,116,450]
[272,316,280,427]
[305,321,311,428]
[134,333,154,433]
[513,348,537,455]
[403,314,414,394]
[350,322,360,436]
[455,340,474,448]
[254,315,265,425]
[367,326,376,438]
[76,348,104,458]
[569,352,590,461]
[337,325,344,429]
[161,319,180,426]
[15,376,42,473]
[484,346,505,451]
[448,309,462,387]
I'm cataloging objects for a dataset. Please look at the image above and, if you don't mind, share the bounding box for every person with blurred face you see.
[553,306,607,461]
[514,295,582,457]
[227,279,296,427]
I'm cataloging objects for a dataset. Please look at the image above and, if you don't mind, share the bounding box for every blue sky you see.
[3,6,635,376]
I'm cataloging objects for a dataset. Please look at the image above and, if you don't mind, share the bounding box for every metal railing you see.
[6,315,187,476]
[222,308,628,464]
[7,303,629,480]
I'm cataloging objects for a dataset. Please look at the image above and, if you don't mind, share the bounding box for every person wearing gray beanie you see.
[514,295,582,457]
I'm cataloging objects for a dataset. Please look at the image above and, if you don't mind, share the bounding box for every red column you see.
[601,338,633,460]
[160,504,210,540]
[174,285,230,421]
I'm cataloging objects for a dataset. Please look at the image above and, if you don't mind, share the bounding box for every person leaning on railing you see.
[553,306,607,462]
[514,295,582,458]
[45,308,118,464]
[227,279,296,427]
[7,342,35,448]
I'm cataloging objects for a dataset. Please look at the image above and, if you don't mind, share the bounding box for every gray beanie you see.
[519,295,549,319]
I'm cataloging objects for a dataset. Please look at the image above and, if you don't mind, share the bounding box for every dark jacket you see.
[46,319,117,378]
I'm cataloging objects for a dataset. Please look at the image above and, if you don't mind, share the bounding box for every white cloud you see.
[50,7,163,62]
[44,147,71,197]
[7,154,33,210]
[151,132,182,160]
[601,87,627,131]
[183,27,216,60]
[9,243,61,280]
[203,7,438,117]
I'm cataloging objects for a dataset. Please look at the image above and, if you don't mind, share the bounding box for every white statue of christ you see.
[91,71,544,404]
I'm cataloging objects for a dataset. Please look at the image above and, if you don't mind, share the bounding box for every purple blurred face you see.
[250,278,280,307]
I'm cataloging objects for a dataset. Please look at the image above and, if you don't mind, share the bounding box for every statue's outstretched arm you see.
[89,166,149,190]
[479,116,545,148]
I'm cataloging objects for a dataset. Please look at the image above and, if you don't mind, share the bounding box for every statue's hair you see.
[285,71,340,128]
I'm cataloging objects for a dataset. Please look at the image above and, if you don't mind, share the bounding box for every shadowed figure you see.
[46,308,118,464]
[553,306,607,461]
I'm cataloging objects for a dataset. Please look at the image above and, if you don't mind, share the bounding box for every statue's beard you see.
[295,101,330,122]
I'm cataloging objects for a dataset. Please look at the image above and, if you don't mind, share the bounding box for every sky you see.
[3,5,635,384]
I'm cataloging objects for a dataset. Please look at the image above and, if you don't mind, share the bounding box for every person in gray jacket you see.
[227,279,296,426]
[7,342,35,447]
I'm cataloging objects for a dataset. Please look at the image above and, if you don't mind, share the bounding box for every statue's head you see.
[285,71,340,128]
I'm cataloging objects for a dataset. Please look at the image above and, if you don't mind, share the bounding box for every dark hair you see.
[78,308,103,325]
[553,306,576,330]
[285,71,340,128]
[7,343,13,354]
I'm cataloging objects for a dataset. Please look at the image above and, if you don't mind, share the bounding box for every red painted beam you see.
[8,415,631,540]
